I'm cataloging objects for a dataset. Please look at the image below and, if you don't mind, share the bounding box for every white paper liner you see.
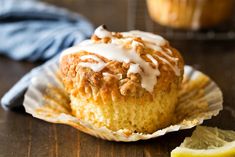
[23,61,223,142]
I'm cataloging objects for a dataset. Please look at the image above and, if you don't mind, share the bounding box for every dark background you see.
[0,0,235,157]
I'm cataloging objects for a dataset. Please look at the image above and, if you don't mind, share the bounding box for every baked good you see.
[60,25,184,133]
[146,0,234,30]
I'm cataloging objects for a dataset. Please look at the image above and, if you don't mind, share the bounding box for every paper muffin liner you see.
[23,60,223,142]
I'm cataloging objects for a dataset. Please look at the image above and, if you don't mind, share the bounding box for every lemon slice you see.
[171,126,235,157]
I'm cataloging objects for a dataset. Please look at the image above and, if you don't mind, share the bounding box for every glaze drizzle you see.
[60,26,181,92]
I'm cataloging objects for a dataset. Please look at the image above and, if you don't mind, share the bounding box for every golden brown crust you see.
[60,34,184,103]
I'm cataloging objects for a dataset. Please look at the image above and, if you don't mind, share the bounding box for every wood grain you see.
[0,0,235,157]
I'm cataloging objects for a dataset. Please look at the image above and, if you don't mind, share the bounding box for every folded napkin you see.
[0,0,94,109]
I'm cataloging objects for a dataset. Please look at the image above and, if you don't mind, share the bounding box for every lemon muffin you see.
[60,25,184,133]
[146,0,234,30]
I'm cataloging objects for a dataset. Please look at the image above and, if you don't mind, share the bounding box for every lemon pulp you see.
[171,126,235,157]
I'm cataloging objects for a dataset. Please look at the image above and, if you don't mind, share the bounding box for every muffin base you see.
[70,83,179,133]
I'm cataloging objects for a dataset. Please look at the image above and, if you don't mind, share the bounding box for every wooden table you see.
[0,0,235,157]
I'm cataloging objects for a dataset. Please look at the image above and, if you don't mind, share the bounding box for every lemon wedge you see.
[171,126,235,157]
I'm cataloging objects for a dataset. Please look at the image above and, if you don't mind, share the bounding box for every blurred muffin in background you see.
[146,0,234,30]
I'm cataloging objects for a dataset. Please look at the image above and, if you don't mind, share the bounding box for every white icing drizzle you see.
[127,64,141,76]
[165,48,173,55]
[80,55,103,62]
[94,25,112,38]
[61,26,181,93]
[102,72,122,80]
[131,40,144,48]
[127,63,160,92]
[146,54,158,66]
[79,55,106,72]
[122,31,167,46]
[145,42,163,52]
[157,56,180,76]
[78,62,106,72]
[159,49,178,63]
[111,38,132,46]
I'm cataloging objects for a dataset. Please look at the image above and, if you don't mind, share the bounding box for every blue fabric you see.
[0,0,93,61]
[0,0,94,109]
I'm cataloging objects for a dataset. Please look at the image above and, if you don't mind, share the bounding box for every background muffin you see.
[60,26,184,133]
[146,0,234,30]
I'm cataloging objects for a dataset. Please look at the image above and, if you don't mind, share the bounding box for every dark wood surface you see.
[0,0,235,157]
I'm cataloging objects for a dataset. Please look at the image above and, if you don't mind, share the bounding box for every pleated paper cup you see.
[23,60,223,142]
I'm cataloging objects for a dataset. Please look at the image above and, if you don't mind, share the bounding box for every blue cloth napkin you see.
[0,0,94,109]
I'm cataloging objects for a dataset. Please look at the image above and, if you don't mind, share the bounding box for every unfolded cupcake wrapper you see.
[23,60,223,142]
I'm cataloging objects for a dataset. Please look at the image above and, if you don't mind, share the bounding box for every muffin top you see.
[60,26,184,99]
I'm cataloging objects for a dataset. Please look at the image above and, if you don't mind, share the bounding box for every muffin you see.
[146,0,234,30]
[60,25,184,133]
